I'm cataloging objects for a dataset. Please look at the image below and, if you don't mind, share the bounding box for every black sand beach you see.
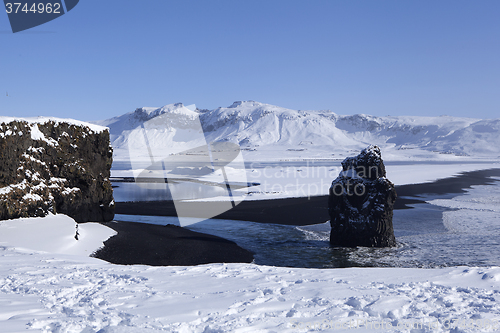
[395,168,500,207]
[115,168,500,225]
[100,168,500,266]
[115,195,329,226]
[93,222,254,266]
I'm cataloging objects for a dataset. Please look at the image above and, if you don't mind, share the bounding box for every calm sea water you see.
[186,200,500,268]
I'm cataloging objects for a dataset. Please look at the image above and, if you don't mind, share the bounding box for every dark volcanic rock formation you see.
[0,119,114,222]
[329,145,396,247]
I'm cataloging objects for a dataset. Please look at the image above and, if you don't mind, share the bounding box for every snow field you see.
[1,250,500,332]
[0,214,116,256]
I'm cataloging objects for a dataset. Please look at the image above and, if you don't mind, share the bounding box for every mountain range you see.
[95,101,500,161]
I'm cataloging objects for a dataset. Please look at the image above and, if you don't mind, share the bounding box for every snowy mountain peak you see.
[133,103,195,120]
[157,102,184,112]
[228,101,262,108]
[132,107,159,122]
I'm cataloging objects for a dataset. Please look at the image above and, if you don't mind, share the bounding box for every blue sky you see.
[1,0,499,121]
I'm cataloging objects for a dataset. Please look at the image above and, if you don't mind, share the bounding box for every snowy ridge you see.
[94,103,201,159]
[97,101,500,161]
[94,103,198,134]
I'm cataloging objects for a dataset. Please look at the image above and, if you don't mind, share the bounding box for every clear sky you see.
[1,0,499,121]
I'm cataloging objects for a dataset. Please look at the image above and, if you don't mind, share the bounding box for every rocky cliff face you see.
[0,119,114,222]
[329,145,397,247]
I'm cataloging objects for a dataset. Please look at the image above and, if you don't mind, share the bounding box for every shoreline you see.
[114,168,500,226]
[101,168,500,266]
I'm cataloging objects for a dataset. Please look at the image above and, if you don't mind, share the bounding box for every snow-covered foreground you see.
[1,213,500,332]
[1,248,500,333]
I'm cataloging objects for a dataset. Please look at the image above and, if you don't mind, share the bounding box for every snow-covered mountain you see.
[95,101,500,161]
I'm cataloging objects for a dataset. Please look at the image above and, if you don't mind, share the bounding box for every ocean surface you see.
[112,170,500,269]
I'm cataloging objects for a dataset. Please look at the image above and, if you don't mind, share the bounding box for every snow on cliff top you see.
[0,116,108,133]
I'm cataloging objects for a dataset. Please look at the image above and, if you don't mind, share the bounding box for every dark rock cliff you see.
[0,119,114,222]
[329,145,397,247]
